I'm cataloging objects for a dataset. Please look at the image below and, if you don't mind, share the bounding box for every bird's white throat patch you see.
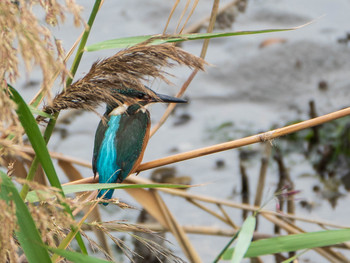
[109,104,128,116]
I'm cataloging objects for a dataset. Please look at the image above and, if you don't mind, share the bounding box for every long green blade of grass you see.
[26,183,191,202]
[230,216,256,263]
[8,84,62,192]
[48,247,111,262]
[8,84,89,254]
[86,26,300,51]
[222,229,350,260]
[0,171,52,263]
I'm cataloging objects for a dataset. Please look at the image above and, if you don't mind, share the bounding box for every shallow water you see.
[18,0,350,262]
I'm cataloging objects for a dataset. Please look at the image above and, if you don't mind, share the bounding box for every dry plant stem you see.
[142,106,350,172]
[163,0,180,34]
[254,143,271,207]
[152,190,201,263]
[217,204,238,229]
[130,177,350,229]
[175,0,191,33]
[150,0,219,137]
[240,160,249,219]
[90,223,272,239]
[184,0,242,34]
[150,68,197,136]
[62,175,349,229]
[179,0,199,34]
[187,198,233,227]
[254,143,271,229]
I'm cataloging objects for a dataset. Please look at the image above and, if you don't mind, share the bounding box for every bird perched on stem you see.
[92,87,186,203]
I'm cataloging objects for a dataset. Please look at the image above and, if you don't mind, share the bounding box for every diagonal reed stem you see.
[142,106,350,172]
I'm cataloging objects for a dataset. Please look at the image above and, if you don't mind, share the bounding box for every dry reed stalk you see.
[183,0,246,34]
[254,143,271,229]
[128,177,350,229]
[152,190,202,263]
[187,198,235,227]
[174,0,190,33]
[90,223,272,239]
[254,143,271,207]
[217,204,239,229]
[40,44,206,118]
[61,173,350,229]
[143,106,350,171]
[307,100,320,152]
[240,159,250,219]
[150,0,219,136]
[163,0,180,34]
[178,0,199,34]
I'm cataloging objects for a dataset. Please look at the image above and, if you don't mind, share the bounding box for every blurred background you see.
[17,1,350,262]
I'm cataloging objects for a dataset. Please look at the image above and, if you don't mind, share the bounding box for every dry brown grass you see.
[0,0,83,164]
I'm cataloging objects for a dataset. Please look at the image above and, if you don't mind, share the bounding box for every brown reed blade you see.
[41,44,206,117]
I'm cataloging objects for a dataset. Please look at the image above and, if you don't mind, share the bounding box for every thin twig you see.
[254,143,271,207]
[183,0,243,34]
[217,204,238,229]
[239,159,249,219]
[150,0,220,137]
[187,198,234,227]
[152,190,201,263]
[62,176,350,229]
[88,223,271,239]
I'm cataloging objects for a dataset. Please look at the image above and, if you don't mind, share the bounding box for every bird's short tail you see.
[97,189,115,206]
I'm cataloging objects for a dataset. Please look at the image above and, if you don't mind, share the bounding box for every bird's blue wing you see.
[92,116,109,177]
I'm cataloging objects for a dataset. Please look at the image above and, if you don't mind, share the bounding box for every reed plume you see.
[42,43,206,116]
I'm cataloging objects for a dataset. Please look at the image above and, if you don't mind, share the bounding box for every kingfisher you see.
[92,87,186,203]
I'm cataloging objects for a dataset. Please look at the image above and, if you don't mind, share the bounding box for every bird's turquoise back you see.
[93,105,150,200]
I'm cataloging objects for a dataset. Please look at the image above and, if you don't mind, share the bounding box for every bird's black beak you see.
[153,92,187,103]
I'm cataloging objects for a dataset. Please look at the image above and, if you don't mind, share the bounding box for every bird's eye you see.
[137,93,145,99]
